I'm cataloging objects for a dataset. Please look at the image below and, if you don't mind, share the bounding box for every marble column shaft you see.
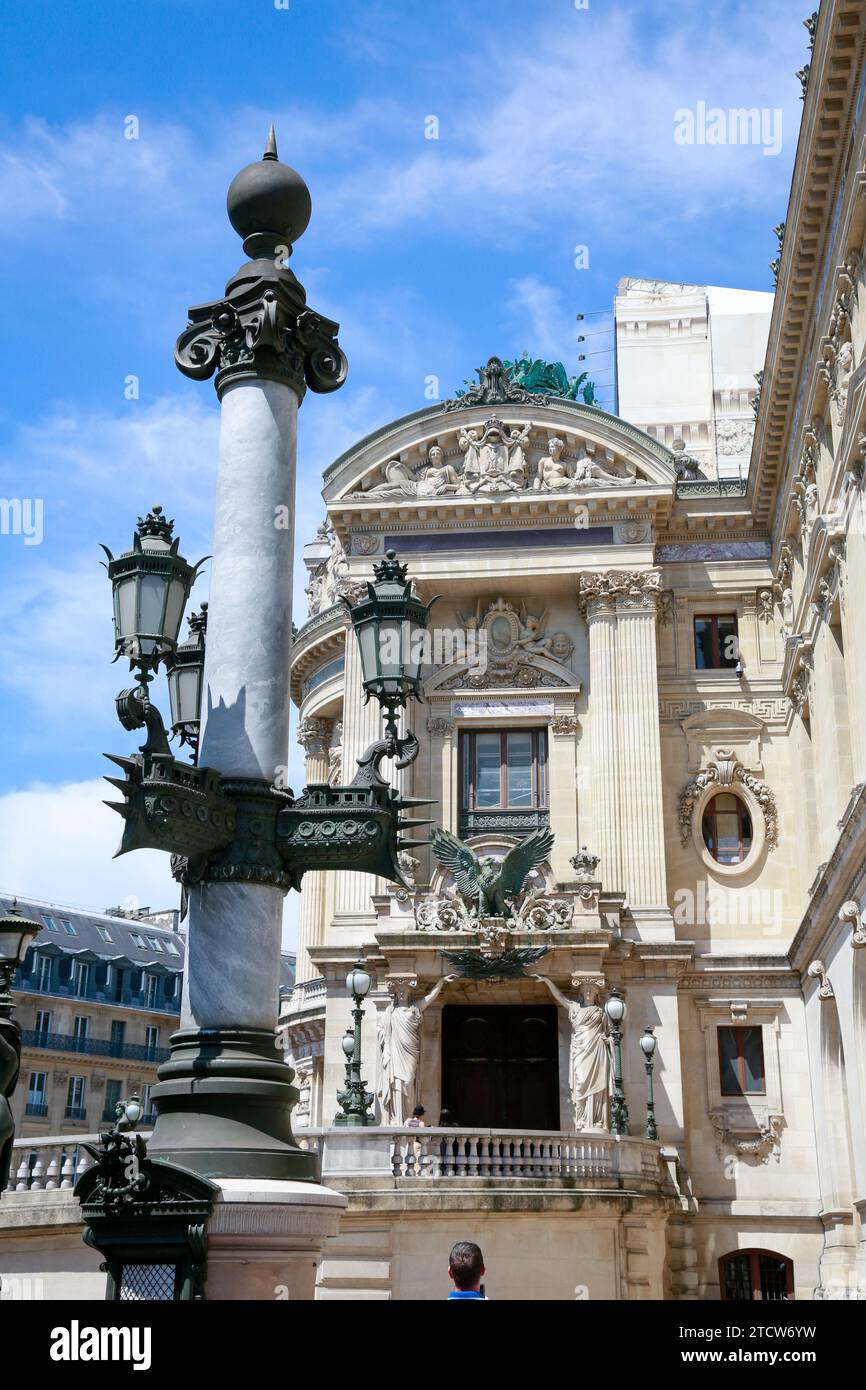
[615,589,668,909]
[583,594,623,893]
[182,378,297,1032]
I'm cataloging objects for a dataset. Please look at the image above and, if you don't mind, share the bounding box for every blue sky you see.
[0,0,807,939]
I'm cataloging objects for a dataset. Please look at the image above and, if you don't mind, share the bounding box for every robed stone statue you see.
[376,976,455,1125]
[535,976,612,1130]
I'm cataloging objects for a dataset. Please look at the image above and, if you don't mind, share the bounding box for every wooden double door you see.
[441,1005,560,1131]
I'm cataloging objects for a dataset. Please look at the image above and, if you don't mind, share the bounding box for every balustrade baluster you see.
[60,1153,76,1189]
[15,1156,29,1191]
[30,1157,45,1190]
[45,1157,59,1189]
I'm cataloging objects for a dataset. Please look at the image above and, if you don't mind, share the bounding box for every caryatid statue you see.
[376,975,456,1125]
[534,975,612,1130]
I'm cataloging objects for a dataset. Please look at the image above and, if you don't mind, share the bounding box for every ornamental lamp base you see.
[147,1027,318,1183]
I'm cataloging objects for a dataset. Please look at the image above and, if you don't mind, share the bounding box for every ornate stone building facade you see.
[279,1,866,1300]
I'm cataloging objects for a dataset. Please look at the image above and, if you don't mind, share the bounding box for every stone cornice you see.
[788,782,866,973]
[748,0,866,532]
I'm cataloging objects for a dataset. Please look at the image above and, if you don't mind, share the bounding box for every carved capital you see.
[550,714,581,737]
[578,569,661,618]
[296,717,332,758]
[427,716,454,738]
[175,275,347,403]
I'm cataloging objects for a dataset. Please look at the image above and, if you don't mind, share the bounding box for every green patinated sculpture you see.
[430,824,555,919]
[503,352,596,404]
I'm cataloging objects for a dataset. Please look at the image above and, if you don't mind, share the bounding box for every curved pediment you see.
[322,398,677,511]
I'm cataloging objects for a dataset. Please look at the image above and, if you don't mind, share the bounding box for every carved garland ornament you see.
[678,753,778,850]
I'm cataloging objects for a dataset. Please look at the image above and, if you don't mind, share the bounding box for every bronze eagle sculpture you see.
[430,824,555,919]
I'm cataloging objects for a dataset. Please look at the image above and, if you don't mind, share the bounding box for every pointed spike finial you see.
[264,124,278,161]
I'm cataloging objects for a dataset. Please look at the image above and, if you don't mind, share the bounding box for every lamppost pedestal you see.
[203,1180,346,1301]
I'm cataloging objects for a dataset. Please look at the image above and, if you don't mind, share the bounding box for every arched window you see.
[719,1249,793,1300]
[701,792,752,864]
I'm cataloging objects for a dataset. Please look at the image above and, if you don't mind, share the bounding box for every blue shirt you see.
[448,1290,485,1299]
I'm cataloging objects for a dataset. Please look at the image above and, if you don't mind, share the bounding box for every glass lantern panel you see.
[357,622,380,686]
[116,574,138,638]
[138,573,168,637]
[376,617,403,680]
[163,577,188,646]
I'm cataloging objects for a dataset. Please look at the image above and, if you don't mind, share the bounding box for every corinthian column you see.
[579,575,624,893]
[295,717,333,981]
[614,571,670,936]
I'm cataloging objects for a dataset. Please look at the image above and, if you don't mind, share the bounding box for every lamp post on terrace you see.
[640,1027,658,1140]
[96,127,435,1201]
[0,901,41,1198]
[604,987,629,1136]
[334,962,375,1127]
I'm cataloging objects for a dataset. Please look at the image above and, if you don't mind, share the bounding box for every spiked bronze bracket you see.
[105,699,432,900]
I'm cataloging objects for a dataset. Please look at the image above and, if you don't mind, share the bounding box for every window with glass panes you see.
[460,729,548,813]
[145,1026,160,1057]
[36,954,52,991]
[718,1026,766,1096]
[702,792,752,864]
[34,1010,51,1036]
[104,1078,122,1122]
[70,960,90,997]
[27,1072,47,1113]
[693,614,738,669]
[66,1075,87,1119]
[720,1249,793,1301]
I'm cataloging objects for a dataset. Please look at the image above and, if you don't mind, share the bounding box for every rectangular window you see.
[164,939,180,956]
[129,932,146,949]
[718,1026,766,1096]
[41,915,58,932]
[96,925,113,943]
[145,1026,160,1056]
[70,960,90,998]
[146,936,164,953]
[459,729,549,812]
[60,919,77,936]
[36,955,52,992]
[141,1083,153,1120]
[35,1009,52,1036]
[28,1071,47,1104]
[65,1075,87,1119]
[110,1020,126,1054]
[145,974,159,1009]
[104,1078,122,1122]
[694,614,739,669]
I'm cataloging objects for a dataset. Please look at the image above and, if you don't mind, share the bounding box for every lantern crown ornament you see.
[101,505,208,672]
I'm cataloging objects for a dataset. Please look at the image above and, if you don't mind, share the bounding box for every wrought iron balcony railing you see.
[457,807,550,839]
[20,1030,169,1063]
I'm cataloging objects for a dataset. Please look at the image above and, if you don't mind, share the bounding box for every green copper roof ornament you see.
[446,353,595,409]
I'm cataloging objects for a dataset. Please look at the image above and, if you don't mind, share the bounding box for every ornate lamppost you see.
[640,1027,658,1140]
[89,130,438,1298]
[0,902,41,1197]
[604,986,629,1135]
[334,962,375,1127]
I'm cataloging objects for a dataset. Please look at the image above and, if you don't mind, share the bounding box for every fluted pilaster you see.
[295,717,333,981]
[579,577,623,892]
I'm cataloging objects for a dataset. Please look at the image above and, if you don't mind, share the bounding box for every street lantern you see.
[345,550,437,739]
[167,603,207,756]
[640,1027,658,1140]
[334,960,375,1127]
[604,986,629,1136]
[101,505,207,670]
[0,901,41,986]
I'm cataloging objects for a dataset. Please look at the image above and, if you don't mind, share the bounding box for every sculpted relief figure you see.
[376,976,456,1125]
[369,457,415,496]
[535,435,572,490]
[418,444,461,495]
[572,449,636,487]
[535,976,611,1130]
[458,419,531,493]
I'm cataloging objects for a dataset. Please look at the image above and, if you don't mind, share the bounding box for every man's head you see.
[448,1241,485,1291]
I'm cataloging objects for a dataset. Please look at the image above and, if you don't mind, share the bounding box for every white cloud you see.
[0,779,177,915]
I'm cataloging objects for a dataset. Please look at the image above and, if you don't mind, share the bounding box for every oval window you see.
[702,792,752,865]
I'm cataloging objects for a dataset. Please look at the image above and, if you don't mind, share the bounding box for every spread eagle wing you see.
[430,826,482,899]
[497,826,555,898]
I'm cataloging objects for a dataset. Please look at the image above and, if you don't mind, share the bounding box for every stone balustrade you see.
[6,1132,153,1193]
